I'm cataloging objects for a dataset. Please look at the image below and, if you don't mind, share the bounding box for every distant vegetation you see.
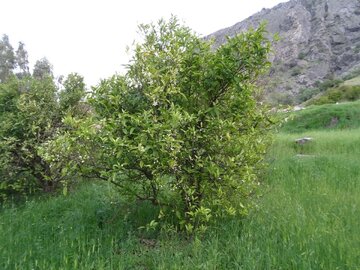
[306,84,360,106]
[298,70,360,105]
[269,69,360,106]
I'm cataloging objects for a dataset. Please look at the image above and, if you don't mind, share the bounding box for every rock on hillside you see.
[207,0,360,104]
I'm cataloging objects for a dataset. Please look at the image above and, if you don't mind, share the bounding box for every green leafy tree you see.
[15,41,30,78]
[50,17,273,231]
[0,76,60,197]
[59,73,86,115]
[0,34,16,82]
[0,72,87,199]
[33,57,53,80]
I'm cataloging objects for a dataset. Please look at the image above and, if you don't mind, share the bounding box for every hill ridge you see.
[207,0,360,104]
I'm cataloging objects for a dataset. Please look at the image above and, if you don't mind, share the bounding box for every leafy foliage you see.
[308,85,360,105]
[0,72,86,199]
[0,76,59,197]
[33,57,53,80]
[59,73,87,115]
[15,41,30,78]
[0,34,16,82]
[298,87,320,103]
[0,35,31,82]
[55,17,274,231]
[316,78,343,92]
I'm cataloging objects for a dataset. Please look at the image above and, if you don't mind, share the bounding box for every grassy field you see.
[1,107,360,269]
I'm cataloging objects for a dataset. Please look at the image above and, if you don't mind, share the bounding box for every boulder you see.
[295,137,313,144]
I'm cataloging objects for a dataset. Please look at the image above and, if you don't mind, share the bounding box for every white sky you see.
[0,0,287,86]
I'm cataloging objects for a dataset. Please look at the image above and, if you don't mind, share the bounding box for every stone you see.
[328,116,339,127]
[295,154,315,158]
[295,137,313,144]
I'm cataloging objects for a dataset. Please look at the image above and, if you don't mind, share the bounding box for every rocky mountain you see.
[207,0,360,104]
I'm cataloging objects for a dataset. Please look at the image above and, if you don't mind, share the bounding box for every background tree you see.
[15,41,30,78]
[55,17,273,232]
[33,57,53,80]
[59,73,86,115]
[0,76,60,198]
[0,73,87,199]
[0,35,91,199]
[0,34,16,82]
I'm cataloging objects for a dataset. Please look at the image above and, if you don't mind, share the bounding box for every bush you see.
[308,85,360,105]
[0,74,86,200]
[297,52,306,60]
[0,77,60,198]
[327,89,342,102]
[291,67,302,77]
[343,85,360,100]
[342,68,360,81]
[298,87,320,103]
[318,78,342,92]
[55,17,274,232]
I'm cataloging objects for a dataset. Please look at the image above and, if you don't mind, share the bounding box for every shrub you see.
[343,85,360,100]
[318,78,342,92]
[354,45,360,54]
[298,87,320,103]
[342,68,360,81]
[291,67,302,77]
[0,74,86,200]
[309,85,360,105]
[55,17,274,232]
[297,52,306,60]
[0,77,60,198]
[327,89,342,102]
[312,96,332,105]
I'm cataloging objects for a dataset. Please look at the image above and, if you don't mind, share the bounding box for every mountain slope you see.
[207,0,360,104]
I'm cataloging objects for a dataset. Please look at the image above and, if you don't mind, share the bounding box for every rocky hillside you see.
[207,0,360,104]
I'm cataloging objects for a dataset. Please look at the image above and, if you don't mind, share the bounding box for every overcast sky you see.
[1,0,287,86]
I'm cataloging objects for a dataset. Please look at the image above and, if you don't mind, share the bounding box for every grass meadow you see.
[1,109,359,269]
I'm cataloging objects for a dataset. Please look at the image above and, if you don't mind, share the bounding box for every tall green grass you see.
[1,130,359,269]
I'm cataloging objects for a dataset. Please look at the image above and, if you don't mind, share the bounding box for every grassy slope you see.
[344,75,360,86]
[1,104,360,269]
[282,100,360,133]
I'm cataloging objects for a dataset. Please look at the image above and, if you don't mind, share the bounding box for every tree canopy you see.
[50,17,273,231]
